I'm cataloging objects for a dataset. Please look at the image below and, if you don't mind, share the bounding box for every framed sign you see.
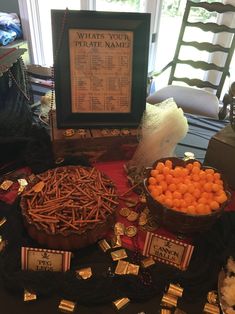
[21,247,71,272]
[51,10,150,128]
[142,232,194,270]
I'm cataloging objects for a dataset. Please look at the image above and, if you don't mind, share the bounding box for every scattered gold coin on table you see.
[24,290,37,302]
[138,213,148,226]
[0,180,14,190]
[76,267,92,280]
[139,194,147,203]
[125,225,137,237]
[119,207,131,217]
[114,222,125,235]
[126,210,139,222]
[63,129,75,137]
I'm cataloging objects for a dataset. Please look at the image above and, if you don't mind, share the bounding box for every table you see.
[0,114,233,314]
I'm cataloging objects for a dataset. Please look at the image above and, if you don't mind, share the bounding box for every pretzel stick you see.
[22,166,119,234]
[56,214,80,231]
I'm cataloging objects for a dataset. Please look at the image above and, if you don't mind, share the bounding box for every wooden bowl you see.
[20,165,118,250]
[143,157,230,235]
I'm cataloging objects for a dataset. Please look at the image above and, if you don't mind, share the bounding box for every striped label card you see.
[142,232,194,270]
[21,247,71,272]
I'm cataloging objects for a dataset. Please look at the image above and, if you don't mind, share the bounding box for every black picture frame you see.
[51,10,150,129]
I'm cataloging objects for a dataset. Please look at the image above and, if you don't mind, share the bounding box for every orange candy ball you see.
[147,159,228,216]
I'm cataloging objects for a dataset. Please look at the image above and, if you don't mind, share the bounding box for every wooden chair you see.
[147,1,235,119]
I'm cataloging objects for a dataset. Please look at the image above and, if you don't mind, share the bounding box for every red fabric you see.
[95,160,130,195]
[0,167,32,204]
[95,161,191,252]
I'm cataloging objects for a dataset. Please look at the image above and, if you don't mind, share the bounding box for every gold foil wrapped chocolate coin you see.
[126,210,139,222]
[141,215,158,232]
[32,181,45,193]
[0,237,7,252]
[113,297,130,310]
[207,291,218,305]
[76,267,92,280]
[119,207,131,217]
[98,239,111,252]
[167,283,184,298]
[63,129,75,137]
[111,235,122,248]
[115,260,129,275]
[0,180,13,190]
[160,309,171,314]
[0,217,7,227]
[114,222,125,235]
[24,290,37,302]
[58,299,76,313]
[125,225,137,237]
[161,293,178,307]
[139,194,147,203]
[203,302,220,314]
[138,213,148,226]
[111,249,128,261]
[141,256,155,268]
[127,263,139,276]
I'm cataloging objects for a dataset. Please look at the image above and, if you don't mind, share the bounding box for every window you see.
[151,0,235,97]
[18,0,161,72]
[18,0,235,98]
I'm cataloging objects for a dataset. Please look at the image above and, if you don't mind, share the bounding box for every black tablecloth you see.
[176,114,229,162]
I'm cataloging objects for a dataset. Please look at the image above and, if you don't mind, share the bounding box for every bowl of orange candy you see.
[143,157,231,234]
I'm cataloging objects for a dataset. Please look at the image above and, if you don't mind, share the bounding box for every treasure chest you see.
[50,111,139,163]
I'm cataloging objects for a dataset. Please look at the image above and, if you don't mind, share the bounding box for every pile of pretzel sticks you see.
[20,166,118,235]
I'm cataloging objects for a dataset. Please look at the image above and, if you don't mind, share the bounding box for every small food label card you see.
[21,247,71,272]
[142,232,194,270]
